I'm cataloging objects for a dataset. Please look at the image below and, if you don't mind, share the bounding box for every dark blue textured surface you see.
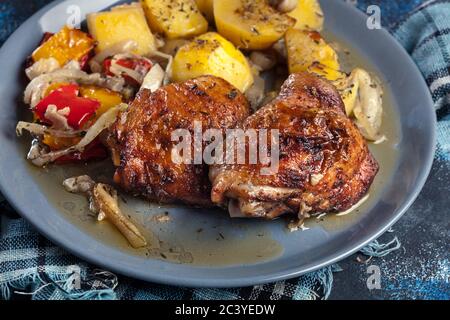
[0,0,50,44]
[0,0,448,300]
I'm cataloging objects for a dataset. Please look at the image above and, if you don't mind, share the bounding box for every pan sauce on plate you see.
[25,33,399,267]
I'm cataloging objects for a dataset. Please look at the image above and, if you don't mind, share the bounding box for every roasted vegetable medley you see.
[17,0,386,247]
[18,0,384,168]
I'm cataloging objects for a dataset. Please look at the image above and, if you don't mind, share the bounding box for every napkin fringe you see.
[0,268,117,300]
[360,237,402,258]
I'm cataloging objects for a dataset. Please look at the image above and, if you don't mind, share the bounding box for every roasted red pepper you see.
[32,26,95,69]
[79,52,93,71]
[103,56,152,86]
[54,139,108,164]
[34,84,100,130]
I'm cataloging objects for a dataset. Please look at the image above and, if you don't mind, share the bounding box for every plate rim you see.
[0,0,437,288]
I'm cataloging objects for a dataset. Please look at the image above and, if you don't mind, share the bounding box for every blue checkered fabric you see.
[392,0,450,160]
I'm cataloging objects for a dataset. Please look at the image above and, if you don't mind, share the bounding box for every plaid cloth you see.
[0,0,448,300]
[392,0,450,160]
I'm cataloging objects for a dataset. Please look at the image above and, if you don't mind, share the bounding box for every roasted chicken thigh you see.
[210,72,379,219]
[110,75,250,206]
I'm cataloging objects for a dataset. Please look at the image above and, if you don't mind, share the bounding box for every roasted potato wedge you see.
[214,0,295,50]
[141,0,208,39]
[87,4,156,55]
[333,71,359,116]
[285,29,341,81]
[172,32,254,92]
[287,0,324,31]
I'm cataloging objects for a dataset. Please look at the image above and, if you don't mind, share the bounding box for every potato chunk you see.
[172,32,254,92]
[214,0,295,50]
[336,79,359,117]
[287,0,324,31]
[87,4,156,55]
[195,0,214,21]
[285,29,341,81]
[141,0,208,39]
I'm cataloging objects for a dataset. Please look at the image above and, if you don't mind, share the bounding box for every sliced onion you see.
[16,121,84,138]
[24,67,125,107]
[351,69,384,141]
[250,51,276,72]
[43,105,71,130]
[25,103,128,167]
[334,68,384,141]
[141,63,165,92]
[160,39,189,56]
[25,58,60,80]
[63,60,81,70]
[152,51,173,85]
[27,142,73,167]
[245,74,266,110]
[272,38,287,60]
[24,68,80,107]
[89,40,139,73]
[228,200,248,218]
[154,34,166,49]
[63,175,96,194]
[270,0,297,12]
[74,103,127,150]
[110,59,145,84]
[63,175,99,213]
[277,0,298,12]
[108,53,154,85]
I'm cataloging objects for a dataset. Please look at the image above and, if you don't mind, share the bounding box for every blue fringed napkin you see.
[1,0,449,300]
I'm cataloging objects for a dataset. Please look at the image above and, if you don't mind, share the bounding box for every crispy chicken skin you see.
[110,75,250,207]
[210,72,379,219]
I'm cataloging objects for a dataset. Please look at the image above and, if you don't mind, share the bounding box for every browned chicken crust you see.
[210,72,379,219]
[110,76,250,207]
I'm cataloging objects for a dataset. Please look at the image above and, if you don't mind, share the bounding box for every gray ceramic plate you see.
[0,0,436,287]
